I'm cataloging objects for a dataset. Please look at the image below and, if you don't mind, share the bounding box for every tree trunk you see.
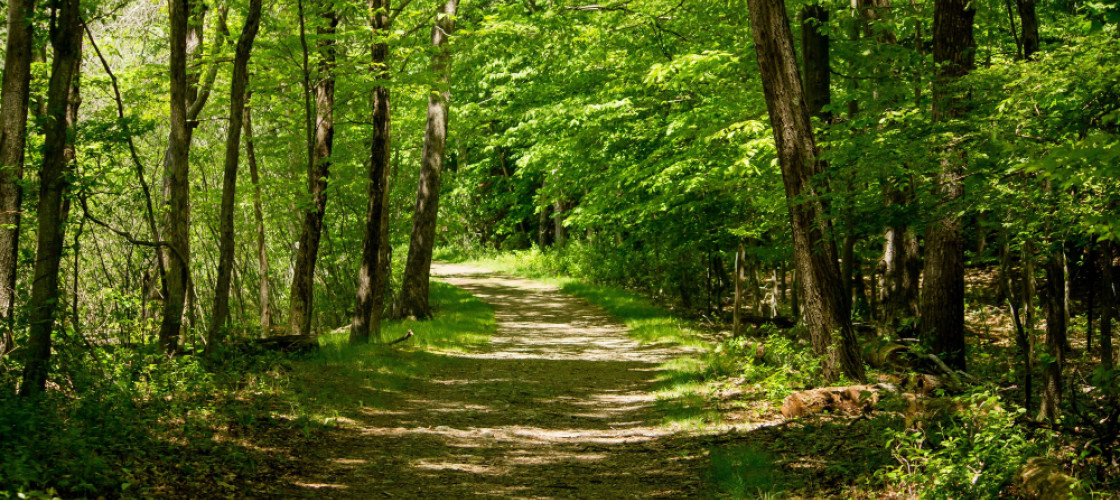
[244,94,270,335]
[351,0,393,344]
[158,0,194,354]
[734,243,746,336]
[1102,242,1115,370]
[0,0,37,349]
[880,225,921,325]
[920,0,974,371]
[1016,0,1039,59]
[397,0,459,319]
[289,1,337,336]
[800,2,830,124]
[19,0,82,396]
[747,0,865,382]
[999,239,1033,412]
[554,199,567,246]
[1039,256,1066,423]
[206,0,262,353]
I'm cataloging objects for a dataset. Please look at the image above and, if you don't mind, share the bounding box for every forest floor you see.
[280,263,714,498]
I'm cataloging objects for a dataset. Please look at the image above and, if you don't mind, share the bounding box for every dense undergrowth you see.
[0,282,494,498]
[448,247,1111,498]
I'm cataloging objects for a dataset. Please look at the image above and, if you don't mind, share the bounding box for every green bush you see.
[716,328,824,402]
[875,390,1042,499]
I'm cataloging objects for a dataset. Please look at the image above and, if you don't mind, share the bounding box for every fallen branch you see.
[389,329,414,345]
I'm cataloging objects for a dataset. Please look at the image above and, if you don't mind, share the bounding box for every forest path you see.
[283,263,708,498]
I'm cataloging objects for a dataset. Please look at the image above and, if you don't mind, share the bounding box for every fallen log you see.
[738,314,796,329]
[242,335,319,353]
[1017,458,1083,500]
[781,383,899,418]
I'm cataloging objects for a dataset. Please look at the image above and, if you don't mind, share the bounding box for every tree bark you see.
[999,239,1033,412]
[19,0,82,396]
[206,0,262,353]
[158,0,194,354]
[1101,242,1115,370]
[800,2,830,124]
[243,94,271,335]
[1016,0,1039,59]
[747,0,865,382]
[157,2,225,353]
[1038,255,1066,423]
[0,0,37,348]
[351,0,393,344]
[920,0,974,371]
[734,243,746,336]
[397,0,458,319]
[289,1,337,336]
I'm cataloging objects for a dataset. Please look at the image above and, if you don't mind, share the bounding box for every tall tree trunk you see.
[397,0,459,319]
[158,0,193,353]
[999,238,1033,412]
[1102,242,1115,370]
[289,1,337,336]
[920,0,974,371]
[1016,0,1039,59]
[734,243,746,336]
[351,0,393,344]
[747,0,865,382]
[206,0,262,353]
[0,0,37,351]
[157,1,224,353]
[19,0,82,396]
[554,199,567,246]
[800,2,831,124]
[243,94,271,335]
[1039,255,1066,422]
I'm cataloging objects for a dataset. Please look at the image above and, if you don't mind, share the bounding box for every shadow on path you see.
[281,264,707,498]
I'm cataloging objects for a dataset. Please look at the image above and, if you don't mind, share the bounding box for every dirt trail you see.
[283,263,708,498]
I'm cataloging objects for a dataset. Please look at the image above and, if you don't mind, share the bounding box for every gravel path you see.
[284,263,706,498]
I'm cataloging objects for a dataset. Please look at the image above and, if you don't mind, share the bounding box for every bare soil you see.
[281,263,710,498]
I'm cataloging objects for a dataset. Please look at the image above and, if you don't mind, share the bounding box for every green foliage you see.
[719,329,824,402]
[708,445,786,499]
[0,282,494,497]
[875,391,1042,499]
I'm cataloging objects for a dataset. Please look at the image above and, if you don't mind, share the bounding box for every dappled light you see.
[278,263,708,497]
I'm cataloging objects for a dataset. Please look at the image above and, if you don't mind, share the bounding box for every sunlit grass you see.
[246,281,495,424]
[708,445,786,499]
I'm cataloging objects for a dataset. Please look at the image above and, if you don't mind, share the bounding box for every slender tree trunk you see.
[1102,242,1115,370]
[734,243,746,336]
[243,94,271,335]
[1016,0,1039,59]
[19,0,82,396]
[999,239,1033,413]
[289,1,337,336]
[155,2,225,353]
[206,0,262,353]
[554,199,567,246]
[747,0,865,382]
[0,0,37,350]
[351,0,393,344]
[920,0,975,371]
[397,0,459,319]
[1039,255,1066,422]
[801,2,830,124]
[158,0,194,354]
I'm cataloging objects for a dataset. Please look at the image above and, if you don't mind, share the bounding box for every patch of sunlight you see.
[295,483,349,490]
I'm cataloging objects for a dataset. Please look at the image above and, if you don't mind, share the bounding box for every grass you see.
[0,280,495,498]
[709,445,787,499]
[283,281,495,422]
